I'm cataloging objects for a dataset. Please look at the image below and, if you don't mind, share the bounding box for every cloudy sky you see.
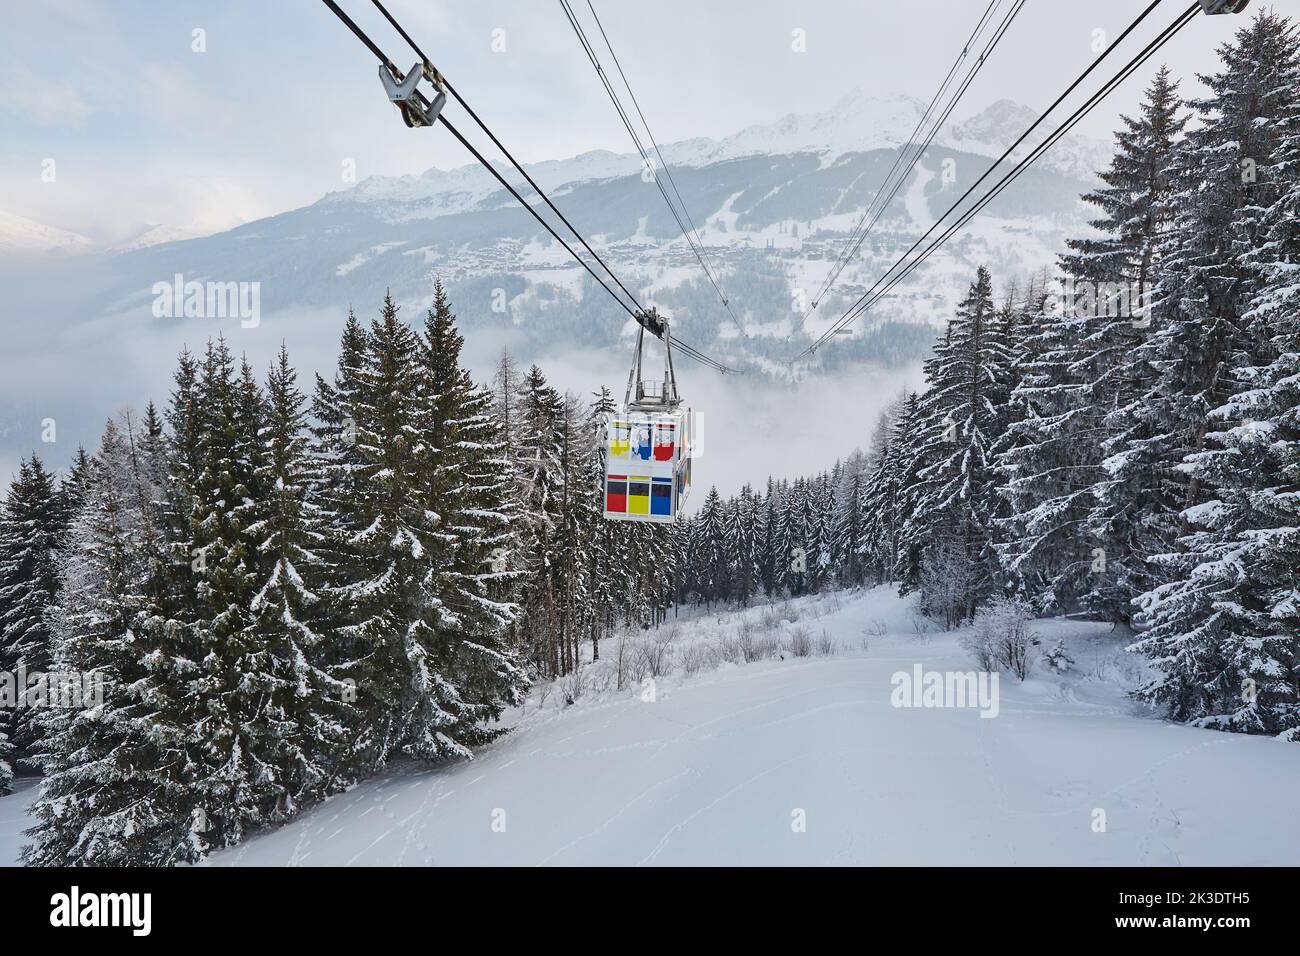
[1,0,1240,244]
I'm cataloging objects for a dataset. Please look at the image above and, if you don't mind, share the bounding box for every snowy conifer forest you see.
[0,5,1297,875]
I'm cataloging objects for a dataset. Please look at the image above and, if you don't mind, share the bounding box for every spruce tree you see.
[694,486,728,606]
[243,345,352,811]
[1077,66,1190,621]
[512,364,565,673]
[0,456,64,769]
[416,283,527,711]
[25,412,204,866]
[903,267,1010,620]
[1130,11,1300,737]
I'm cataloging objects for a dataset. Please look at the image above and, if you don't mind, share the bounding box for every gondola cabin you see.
[603,306,695,523]
[603,407,693,523]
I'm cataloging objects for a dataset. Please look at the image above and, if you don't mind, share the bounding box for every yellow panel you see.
[628,477,649,514]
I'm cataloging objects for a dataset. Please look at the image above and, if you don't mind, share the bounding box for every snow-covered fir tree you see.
[0,455,64,770]
[243,344,352,812]
[25,411,205,866]
[1078,66,1191,622]
[417,282,528,705]
[863,391,921,586]
[901,266,1011,621]
[1131,11,1300,737]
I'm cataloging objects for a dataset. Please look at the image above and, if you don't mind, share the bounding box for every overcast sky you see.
[0,0,1247,243]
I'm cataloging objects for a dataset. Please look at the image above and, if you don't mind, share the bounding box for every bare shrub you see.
[715,633,744,664]
[959,624,1000,672]
[736,622,756,662]
[864,618,888,639]
[586,664,615,695]
[760,601,801,629]
[790,625,813,657]
[639,627,677,678]
[558,666,588,705]
[614,630,632,691]
[910,608,932,638]
[919,541,980,628]
[814,629,835,656]
[751,633,781,661]
[535,682,554,710]
[964,595,1040,680]
[623,637,651,685]
[737,628,780,662]
[680,640,717,675]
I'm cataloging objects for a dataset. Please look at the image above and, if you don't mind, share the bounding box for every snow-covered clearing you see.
[2,586,1295,866]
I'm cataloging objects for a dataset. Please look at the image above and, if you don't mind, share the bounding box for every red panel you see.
[606,493,626,513]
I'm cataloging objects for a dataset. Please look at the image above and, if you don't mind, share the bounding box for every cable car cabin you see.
[604,408,693,523]
[603,306,694,523]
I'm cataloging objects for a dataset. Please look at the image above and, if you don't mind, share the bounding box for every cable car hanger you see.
[623,307,680,411]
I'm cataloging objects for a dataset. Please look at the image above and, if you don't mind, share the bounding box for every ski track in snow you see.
[2,587,1297,867]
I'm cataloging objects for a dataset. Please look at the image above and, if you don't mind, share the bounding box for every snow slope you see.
[3,587,1294,866]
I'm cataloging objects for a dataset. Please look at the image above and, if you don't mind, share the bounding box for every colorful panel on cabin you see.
[653,423,676,461]
[606,476,627,513]
[608,420,631,459]
[628,479,650,514]
[651,478,672,516]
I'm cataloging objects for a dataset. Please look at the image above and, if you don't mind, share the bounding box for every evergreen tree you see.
[585,387,619,656]
[242,345,352,812]
[864,392,921,586]
[0,455,64,769]
[833,463,867,587]
[417,282,528,700]
[25,412,204,866]
[325,294,497,768]
[1130,11,1300,737]
[512,364,565,673]
[903,267,1010,620]
[1078,66,1191,621]
[693,486,728,606]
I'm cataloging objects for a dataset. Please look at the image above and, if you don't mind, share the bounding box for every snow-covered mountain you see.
[0,209,94,256]
[38,92,1102,375]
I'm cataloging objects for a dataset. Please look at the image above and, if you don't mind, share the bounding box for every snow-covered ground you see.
[2,586,1296,866]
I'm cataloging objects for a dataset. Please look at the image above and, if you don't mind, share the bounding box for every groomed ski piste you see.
[2,585,1296,867]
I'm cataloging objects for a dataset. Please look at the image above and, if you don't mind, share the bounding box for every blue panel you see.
[651,480,672,516]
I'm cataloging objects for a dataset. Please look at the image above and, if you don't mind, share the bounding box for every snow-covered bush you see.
[638,628,677,678]
[735,620,780,662]
[559,667,587,705]
[814,629,835,656]
[680,641,717,675]
[963,596,1039,680]
[1042,638,1075,674]
[790,626,813,657]
[919,542,980,628]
